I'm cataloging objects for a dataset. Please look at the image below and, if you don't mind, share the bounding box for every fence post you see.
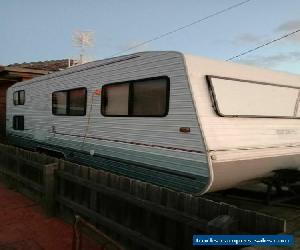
[43,162,59,217]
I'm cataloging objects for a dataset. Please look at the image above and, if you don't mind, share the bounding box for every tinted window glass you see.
[101,77,169,117]
[13,116,24,130]
[52,91,67,115]
[13,90,25,105]
[102,83,129,116]
[13,92,18,105]
[19,91,25,105]
[69,88,86,115]
[52,88,86,116]
[132,79,167,116]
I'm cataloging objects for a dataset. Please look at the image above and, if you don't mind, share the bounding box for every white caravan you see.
[6,51,300,194]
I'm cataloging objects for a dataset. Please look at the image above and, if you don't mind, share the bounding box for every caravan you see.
[6,51,300,194]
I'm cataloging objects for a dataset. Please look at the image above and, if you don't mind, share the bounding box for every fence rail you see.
[0,143,287,250]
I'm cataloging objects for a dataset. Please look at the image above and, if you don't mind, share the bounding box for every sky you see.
[1,0,300,74]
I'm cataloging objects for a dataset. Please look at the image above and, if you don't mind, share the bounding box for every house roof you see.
[7,59,74,72]
[0,58,75,84]
[0,66,49,83]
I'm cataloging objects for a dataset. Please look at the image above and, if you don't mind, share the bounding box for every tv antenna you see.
[72,30,94,64]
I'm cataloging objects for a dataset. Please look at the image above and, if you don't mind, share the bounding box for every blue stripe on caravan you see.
[8,135,209,193]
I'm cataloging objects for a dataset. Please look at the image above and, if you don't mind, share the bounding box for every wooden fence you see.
[0,144,287,250]
[0,143,58,216]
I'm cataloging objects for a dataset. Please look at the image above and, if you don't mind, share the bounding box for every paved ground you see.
[0,182,102,250]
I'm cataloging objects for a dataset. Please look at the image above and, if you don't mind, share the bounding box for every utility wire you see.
[227,28,300,61]
[111,0,253,57]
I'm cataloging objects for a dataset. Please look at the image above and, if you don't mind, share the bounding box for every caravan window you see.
[52,88,87,116]
[52,91,67,115]
[102,83,129,115]
[13,116,24,130]
[207,76,300,118]
[13,90,25,105]
[101,76,169,117]
[69,88,87,115]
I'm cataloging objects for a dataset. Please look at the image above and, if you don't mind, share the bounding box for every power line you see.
[227,28,300,61]
[111,0,253,57]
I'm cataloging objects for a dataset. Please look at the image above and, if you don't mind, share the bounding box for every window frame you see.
[101,76,170,117]
[13,90,25,105]
[13,115,24,130]
[206,75,300,119]
[52,87,87,116]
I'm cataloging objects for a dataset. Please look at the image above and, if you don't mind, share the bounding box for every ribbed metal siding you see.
[7,51,209,192]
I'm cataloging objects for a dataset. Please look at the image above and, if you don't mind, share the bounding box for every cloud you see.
[238,51,300,68]
[230,20,300,71]
[276,20,300,32]
[275,19,300,43]
[233,19,300,47]
[234,33,266,45]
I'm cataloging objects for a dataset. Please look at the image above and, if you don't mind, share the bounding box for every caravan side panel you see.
[7,52,210,194]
